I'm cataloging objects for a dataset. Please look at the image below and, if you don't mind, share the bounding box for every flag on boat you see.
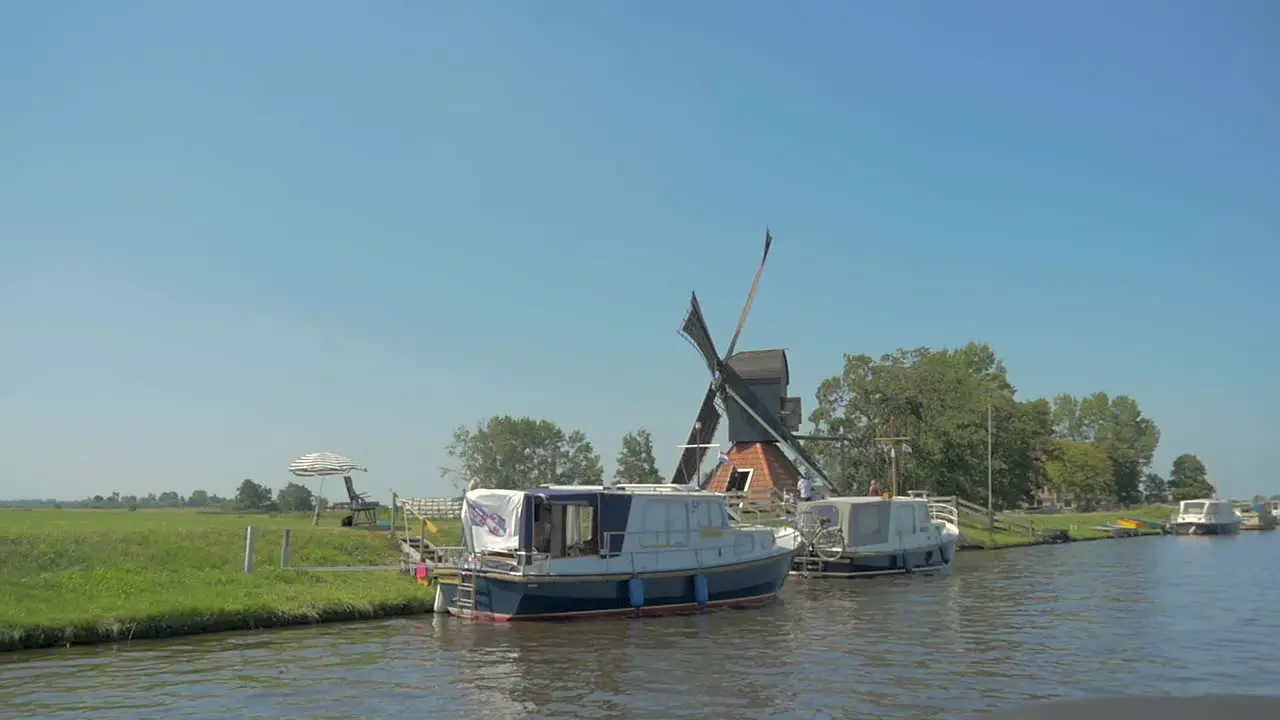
[716,451,730,467]
[287,452,367,477]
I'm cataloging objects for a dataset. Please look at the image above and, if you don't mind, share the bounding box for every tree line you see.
[24,479,331,513]
[443,343,1232,509]
[806,343,1221,508]
[442,419,662,490]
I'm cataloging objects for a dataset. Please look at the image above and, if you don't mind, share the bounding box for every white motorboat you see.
[1235,501,1277,531]
[778,493,961,578]
[1171,499,1241,536]
[433,484,793,621]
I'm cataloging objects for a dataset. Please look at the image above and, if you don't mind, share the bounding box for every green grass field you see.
[959,505,1176,548]
[0,508,437,652]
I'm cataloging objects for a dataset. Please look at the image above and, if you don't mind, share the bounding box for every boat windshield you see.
[1181,502,1207,514]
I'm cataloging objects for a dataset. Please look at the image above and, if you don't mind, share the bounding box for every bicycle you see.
[797,513,845,562]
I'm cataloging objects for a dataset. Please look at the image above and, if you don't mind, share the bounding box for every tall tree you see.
[1168,453,1214,502]
[1043,440,1115,505]
[443,416,604,490]
[561,430,605,485]
[188,489,210,507]
[614,428,664,484]
[277,482,316,512]
[233,478,273,510]
[809,343,1051,506]
[1141,472,1170,504]
[1051,392,1160,505]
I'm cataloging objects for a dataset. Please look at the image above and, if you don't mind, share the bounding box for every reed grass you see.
[0,508,435,652]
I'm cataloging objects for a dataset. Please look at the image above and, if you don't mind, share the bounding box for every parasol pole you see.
[313,476,325,526]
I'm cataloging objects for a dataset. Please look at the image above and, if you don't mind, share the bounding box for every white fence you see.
[398,496,463,519]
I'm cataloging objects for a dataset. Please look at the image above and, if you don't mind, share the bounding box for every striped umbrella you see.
[287,452,367,477]
[287,452,367,525]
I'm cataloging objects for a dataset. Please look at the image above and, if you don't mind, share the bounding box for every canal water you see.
[3,533,1278,719]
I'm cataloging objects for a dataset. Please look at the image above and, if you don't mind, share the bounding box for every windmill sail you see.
[723,229,772,359]
[669,386,722,486]
[680,294,720,376]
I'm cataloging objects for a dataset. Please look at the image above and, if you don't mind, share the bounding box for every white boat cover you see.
[462,489,525,554]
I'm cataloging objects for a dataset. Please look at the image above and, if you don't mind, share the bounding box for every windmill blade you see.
[679,293,721,377]
[669,384,722,485]
[723,228,773,359]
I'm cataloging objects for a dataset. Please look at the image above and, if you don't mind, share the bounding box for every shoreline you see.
[5,531,1153,652]
[1,585,438,653]
[1,507,1178,653]
[958,529,1166,552]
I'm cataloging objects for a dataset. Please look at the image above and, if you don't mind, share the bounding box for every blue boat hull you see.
[791,542,953,577]
[444,552,792,621]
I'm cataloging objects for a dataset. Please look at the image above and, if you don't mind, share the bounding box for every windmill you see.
[669,230,832,500]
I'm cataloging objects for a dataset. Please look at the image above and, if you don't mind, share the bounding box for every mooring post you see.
[390,491,398,536]
[243,526,256,575]
[280,528,292,568]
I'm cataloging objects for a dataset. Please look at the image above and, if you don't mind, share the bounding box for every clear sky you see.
[2,2,1276,502]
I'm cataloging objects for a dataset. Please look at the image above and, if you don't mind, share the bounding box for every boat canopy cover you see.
[462,489,527,554]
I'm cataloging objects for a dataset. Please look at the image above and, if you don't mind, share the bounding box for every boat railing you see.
[722,489,796,524]
[421,545,469,566]
[389,489,464,563]
[926,497,960,528]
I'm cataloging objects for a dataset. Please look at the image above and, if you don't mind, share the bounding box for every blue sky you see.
[2,2,1276,502]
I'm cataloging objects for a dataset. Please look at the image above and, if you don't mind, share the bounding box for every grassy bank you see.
[0,508,436,652]
[958,505,1175,549]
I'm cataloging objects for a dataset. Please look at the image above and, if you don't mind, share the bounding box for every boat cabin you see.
[797,495,939,551]
[1176,499,1236,523]
[461,485,759,574]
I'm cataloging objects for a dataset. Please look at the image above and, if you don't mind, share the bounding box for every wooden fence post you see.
[243,526,256,575]
[280,528,292,568]
[390,491,398,536]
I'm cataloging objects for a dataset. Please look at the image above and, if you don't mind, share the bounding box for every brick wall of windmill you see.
[705,443,801,501]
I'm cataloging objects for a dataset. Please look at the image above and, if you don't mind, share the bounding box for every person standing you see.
[797,475,815,502]
[868,479,882,497]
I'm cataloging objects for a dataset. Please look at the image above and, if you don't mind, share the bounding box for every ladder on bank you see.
[455,571,476,620]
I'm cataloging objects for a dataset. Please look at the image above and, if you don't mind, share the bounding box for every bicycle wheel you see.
[813,528,844,561]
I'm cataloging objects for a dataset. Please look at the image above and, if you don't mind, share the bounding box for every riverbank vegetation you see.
[0,509,434,652]
[431,343,1224,511]
[957,506,1176,549]
[805,343,1219,509]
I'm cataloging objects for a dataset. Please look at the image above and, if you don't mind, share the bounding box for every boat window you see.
[848,501,892,546]
[547,503,599,558]
[641,501,665,547]
[638,499,693,547]
[693,500,725,530]
[533,502,552,555]
[1182,501,1206,514]
[915,503,930,531]
[667,502,690,546]
[803,504,840,532]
